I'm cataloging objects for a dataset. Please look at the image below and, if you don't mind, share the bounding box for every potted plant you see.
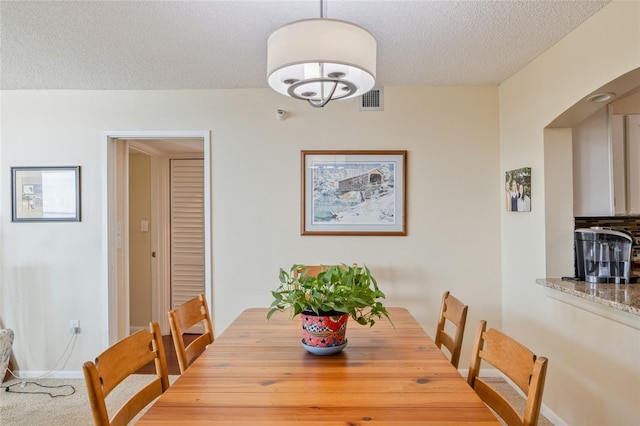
[267,263,391,354]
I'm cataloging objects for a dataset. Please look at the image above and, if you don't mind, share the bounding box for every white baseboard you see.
[7,370,84,380]
[540,405,567,426]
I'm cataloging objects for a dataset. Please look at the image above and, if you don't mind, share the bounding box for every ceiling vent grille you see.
[359,87,384,111]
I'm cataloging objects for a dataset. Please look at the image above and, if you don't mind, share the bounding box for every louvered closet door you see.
[170,159,205,333]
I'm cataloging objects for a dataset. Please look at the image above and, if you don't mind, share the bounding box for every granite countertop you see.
[536,278,640,316]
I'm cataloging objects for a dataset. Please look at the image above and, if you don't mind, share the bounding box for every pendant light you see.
[267,0,377,108]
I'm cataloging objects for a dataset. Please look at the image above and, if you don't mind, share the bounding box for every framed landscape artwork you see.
[301,150,407,235]
[11,166,81,222]
[505,167,531,212]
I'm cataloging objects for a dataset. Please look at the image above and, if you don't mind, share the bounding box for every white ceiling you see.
[0,0,610,90]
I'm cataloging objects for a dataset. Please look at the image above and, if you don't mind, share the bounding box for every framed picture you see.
[505,167,531,212]
[11,166,81,222]
[301,150,407,235]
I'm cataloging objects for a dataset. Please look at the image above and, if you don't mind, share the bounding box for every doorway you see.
[104,131,212,343]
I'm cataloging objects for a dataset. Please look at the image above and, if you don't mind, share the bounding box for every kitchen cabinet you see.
[624,115,640,214]
[573,91,640,217]
[573,108,613,216]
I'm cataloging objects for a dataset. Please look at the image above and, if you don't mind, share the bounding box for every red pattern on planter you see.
[301,312,348,347]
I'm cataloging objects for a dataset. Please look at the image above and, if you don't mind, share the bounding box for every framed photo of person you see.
[505,167,531,212]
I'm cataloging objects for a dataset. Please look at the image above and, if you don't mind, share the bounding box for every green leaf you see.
[266,262,391,327]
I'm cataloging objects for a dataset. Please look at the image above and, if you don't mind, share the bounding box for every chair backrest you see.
[293,264,359,279]
[83,322,169,426]
[434,290,468,368]
[168,293,214,374]
[293,265,331,279]
[467,320,548,426]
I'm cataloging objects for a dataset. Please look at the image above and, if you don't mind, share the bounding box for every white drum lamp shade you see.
[267,18,376,107]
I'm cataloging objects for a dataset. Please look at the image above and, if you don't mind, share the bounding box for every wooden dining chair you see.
[168,293,214,374]
[293,265,331,278]
[293,264,359,279]
[83,321,169,426]
[434,290,468,368]
[467,320,548,426]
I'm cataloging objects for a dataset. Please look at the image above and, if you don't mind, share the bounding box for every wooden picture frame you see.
[11,166,81,222]
[301,150,407,236]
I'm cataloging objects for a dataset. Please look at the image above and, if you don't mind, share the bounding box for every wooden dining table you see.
[136,307,500,425]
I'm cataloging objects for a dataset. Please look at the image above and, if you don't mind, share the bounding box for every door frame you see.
[102,130,212,344]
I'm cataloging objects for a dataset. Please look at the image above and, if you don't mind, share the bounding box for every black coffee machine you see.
[575,227,635,283]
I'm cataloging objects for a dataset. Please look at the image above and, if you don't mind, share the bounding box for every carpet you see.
[0,375,553,425]
[0,375,179,426]
[481,377,554,426]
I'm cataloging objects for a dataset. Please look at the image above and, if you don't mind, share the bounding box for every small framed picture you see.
[301,150,407,235]
[505,167,531,212]
[11,166,81,222]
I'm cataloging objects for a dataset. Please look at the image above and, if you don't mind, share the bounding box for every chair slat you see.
[474,377,522,426]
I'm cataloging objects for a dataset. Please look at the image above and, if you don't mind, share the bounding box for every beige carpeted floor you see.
[481,377,554,426]
[1,375,179,425]
[0,375,553,425]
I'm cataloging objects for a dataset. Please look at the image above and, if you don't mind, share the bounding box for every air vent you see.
[359,87,384,111]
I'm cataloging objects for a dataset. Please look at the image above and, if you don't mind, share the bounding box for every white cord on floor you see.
[7,332,78,382]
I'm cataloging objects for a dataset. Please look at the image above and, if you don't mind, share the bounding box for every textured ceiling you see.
[0,0,609,90]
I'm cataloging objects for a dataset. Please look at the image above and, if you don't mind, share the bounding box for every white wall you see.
[500,2,640,425]
[0,86,501,376]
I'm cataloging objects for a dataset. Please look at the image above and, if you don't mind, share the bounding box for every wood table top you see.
[136,307,500,425]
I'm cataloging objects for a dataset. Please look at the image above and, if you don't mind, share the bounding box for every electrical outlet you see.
[69,319,80,335]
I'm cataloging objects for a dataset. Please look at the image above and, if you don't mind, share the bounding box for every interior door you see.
[170,158,205,332]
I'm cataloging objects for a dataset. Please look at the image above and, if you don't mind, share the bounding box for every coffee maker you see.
[575,227,635,283]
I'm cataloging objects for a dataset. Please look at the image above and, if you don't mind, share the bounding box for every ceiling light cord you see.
[311,86,338,109]
[309,0,334,108]
[311,62,337,108]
